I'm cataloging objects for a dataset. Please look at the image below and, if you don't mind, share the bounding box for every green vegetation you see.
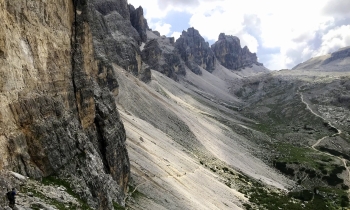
[196,79,350,209]
[113,202,125,210]
[128,185,144,199]
[240,179,349,210]
[274,143,330,166]
[23,186,79,210]
[24,186,70,210]
[155,86,170,98]
[41,176,92,210]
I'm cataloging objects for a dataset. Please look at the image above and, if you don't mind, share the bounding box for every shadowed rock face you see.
[142,36,186,81]
[211,33,262,70]
[175,27,216,74]
[91,0,142,75]
[0,0,133,209]
[129,5,149,43]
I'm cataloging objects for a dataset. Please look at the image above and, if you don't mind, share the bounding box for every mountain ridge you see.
[0,1,350,210]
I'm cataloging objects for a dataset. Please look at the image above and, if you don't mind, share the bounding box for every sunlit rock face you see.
[211,33,262,70]
[0,0,136,209]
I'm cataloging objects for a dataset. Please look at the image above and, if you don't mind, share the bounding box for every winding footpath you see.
[297,87,350,189]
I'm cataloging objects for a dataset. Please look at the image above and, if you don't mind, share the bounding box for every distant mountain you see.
[141,27,266,81]
[292,46,350,71]
[211,33,263,70]
[3,1,349,210]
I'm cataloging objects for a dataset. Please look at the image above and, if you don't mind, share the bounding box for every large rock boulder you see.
[129,5,149,43]
[211,33,262,70]
[175,27,216,74]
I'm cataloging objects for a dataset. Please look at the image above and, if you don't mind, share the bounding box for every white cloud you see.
[129,0,350,69]
[316,25,350,56]
[237,32,259,53]
[170,31,182,41]
[150,21,172,36]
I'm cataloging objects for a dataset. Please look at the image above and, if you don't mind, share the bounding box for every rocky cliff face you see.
[141,31,186,80]
[129,5,149,43]
[91,0,142,76]
[0,0,137,209]
[175,27,216,74]
[211,33,262,70]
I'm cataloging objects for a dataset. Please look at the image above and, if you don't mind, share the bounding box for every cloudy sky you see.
[128,0,350,70]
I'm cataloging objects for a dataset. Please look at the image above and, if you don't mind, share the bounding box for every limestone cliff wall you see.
[0,0,133,209]
[211,33,262,70]
[175,27,216,74]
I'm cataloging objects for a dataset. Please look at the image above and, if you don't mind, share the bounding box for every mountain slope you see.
[293,46,350,71]
[1,0,350,210]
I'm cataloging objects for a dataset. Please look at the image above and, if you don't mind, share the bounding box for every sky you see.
[128,0,350,70]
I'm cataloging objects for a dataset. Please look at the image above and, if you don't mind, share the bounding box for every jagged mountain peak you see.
[218,32,240,43]
[211,33,262,70]
[175,27,216,74]
[129,4,149,43]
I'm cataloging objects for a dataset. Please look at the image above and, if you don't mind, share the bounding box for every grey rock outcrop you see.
[129,5,149,43]
[0,0,133,209]
[142,33,186,81]
[91,0,142,75]
[211,33,262,70]
[175,27,216,74]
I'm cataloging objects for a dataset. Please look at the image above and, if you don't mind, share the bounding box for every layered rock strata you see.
[0,0,136,209]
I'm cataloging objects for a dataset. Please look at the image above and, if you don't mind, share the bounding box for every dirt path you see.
[311,136,327,149]
[298,87,349,189]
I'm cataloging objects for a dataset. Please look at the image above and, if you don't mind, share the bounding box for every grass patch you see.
[128,185,145,199]
[42,176,92,210]
[241,182,349,210]
[24,187,69,210]
[113,202,125,210]
[273,143,327,166]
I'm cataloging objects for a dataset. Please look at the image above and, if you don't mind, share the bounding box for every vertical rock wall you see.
[175,27,216,74]
[0,0,133,209]
[211,33,262,70]
[129,5,149,43]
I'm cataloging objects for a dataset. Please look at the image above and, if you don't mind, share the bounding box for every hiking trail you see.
[298,87,349,190]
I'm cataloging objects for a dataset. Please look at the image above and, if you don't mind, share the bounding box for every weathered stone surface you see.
[89,0,142,75]
[129,4,149,43]
[142,35,186,80]
[0,0,130,209]
[175,27,216,73]
[139,63,152,82]
[211,33,262,70]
